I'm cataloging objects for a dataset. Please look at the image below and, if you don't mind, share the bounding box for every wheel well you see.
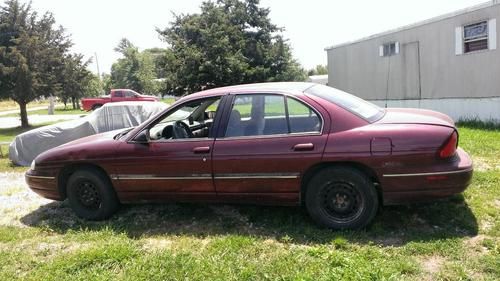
[300,162,382,205]
[57,163,111,200]
[92,104,102,110]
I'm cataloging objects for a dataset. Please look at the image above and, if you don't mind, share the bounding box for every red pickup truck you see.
[81,89,159,111]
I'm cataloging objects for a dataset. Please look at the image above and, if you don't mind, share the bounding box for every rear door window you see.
[224,94,321,137]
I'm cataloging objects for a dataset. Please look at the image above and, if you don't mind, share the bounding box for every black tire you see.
[305,167,379,230]
[91,104,102,111]
[66,168,119,220]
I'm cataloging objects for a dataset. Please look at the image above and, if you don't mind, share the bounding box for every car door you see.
[112,96,225,202]
[212,93,329,204]
[124,90,139,101]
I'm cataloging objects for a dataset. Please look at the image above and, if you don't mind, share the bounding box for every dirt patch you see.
[141,238,173,252]
[421,255,445,275]
[472,157,496,172]
[464,235,489,255]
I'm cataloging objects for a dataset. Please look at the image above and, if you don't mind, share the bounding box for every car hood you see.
[376,108,455,127]
[59,128,126,148]
[34,129,126,164]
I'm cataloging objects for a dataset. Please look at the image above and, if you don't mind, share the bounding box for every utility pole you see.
[94,52,101,79]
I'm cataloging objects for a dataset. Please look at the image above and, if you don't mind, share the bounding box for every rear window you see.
[305,85,384,122]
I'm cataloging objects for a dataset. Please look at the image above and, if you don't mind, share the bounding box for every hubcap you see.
[76,181,101,209]
[320,182,363,222]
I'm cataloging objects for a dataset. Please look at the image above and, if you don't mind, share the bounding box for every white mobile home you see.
[325,1,500,122]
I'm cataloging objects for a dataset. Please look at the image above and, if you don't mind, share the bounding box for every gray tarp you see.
[9,101,168,166]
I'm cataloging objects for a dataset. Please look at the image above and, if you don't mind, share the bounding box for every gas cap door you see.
[370,138,392,156]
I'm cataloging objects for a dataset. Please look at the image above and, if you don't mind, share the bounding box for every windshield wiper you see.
[114,128,134,140]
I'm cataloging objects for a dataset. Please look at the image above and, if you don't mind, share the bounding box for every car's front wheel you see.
[66,168,119,220]
[305,167,379,230]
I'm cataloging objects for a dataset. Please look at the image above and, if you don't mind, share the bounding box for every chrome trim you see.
[218,132,321,141]
[112,173,300,180]
[383,167,473,178]
[214,173,300,179]
[214,175,298,179]
[114,175,212,180]
[115,174,212,180]
[25,174,55,180]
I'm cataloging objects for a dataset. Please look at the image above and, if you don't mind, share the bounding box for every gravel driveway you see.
[0,172,52,227]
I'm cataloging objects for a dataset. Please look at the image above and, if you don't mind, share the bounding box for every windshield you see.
[305,85,384,122]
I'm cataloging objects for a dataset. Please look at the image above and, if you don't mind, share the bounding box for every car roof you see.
[186,82,317,99]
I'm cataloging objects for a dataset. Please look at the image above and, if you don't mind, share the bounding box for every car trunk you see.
[376,108,455,128]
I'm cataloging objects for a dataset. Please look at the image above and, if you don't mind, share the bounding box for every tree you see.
[307,64,328,76]
[110,38,158,94]
[157,0,306,95]
[57,54,98,109]
[0,0,71,127]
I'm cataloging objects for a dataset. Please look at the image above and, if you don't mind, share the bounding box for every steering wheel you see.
[172,121,193,139]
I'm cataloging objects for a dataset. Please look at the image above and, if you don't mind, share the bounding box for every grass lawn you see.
[1,107,87,118]
[0,123,498,280]
[0,99,51,112]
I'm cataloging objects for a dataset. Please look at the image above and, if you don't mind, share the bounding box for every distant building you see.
[325,0,500,122]
[307,74,328,85]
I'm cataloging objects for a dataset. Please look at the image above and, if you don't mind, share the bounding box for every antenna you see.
[384,52,391,108]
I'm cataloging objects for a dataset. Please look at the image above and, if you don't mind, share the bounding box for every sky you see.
[28,0,488,75]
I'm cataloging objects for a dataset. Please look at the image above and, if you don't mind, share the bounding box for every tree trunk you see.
[71,97,76,109]
[19,101,29,128]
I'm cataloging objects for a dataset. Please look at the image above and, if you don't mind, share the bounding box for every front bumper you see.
[382,147,473,204]
[25,169,62,200]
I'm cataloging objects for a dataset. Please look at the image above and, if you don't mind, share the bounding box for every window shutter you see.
[489,18,497,50]
[379,45,384,57]
[395,42,400,54]
[455,26,463,55]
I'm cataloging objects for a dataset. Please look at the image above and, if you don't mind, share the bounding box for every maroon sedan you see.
[26,83,473,229]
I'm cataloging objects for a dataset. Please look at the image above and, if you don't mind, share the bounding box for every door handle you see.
[192,146,210,154]
[293,143,314,151]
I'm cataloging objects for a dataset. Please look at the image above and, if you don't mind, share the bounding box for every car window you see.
[225,94,320,137]
[305,84,384,122]
[114,91,123,97]
[125,91,135,97]
[148,97,221,141]
[287,97,321,133]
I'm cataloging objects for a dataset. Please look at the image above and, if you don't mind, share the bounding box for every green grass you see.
[0,122,498,279]
[0,99,50,112]
[0,123,62,172]
[2,107,87,117]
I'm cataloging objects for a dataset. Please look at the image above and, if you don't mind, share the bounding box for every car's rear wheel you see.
[305,167,378,230]
[66,168,119,220]
[91,104,102,110]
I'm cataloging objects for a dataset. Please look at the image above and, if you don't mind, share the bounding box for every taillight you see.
[439,131,458,158]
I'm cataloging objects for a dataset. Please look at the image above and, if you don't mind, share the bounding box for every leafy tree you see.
[157,0,306,95]
[144,47,169,79]
[110,38,158,94]
[0,0,71,127]
[57,54,98,109]
[307,64,328,76]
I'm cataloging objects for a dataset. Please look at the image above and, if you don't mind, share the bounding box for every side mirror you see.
[134,130,150,144]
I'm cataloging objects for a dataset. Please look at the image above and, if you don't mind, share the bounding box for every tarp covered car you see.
[10,101,168,166]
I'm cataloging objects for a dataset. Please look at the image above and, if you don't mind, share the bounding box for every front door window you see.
[149,97,221,141]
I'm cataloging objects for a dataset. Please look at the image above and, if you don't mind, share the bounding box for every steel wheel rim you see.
[320,181,364,223]
[76,180,101,209]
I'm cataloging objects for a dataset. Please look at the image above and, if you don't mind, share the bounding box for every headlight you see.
[30,160,36,170]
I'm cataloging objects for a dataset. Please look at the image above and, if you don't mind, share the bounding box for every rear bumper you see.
[381,148,473,205]
[25,169,62,201]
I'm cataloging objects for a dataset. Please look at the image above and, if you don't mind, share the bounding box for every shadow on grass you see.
[20,194,477,246]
